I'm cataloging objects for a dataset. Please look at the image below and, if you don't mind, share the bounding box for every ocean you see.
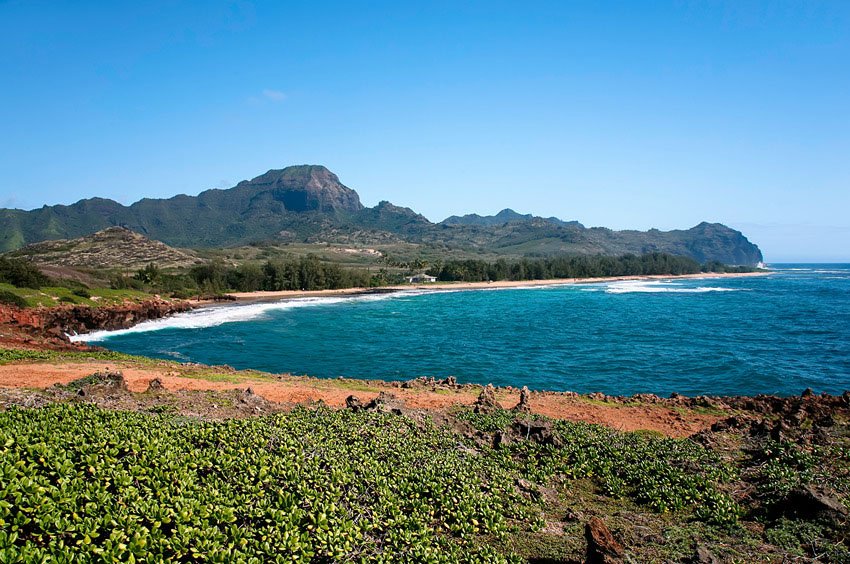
[77,265,850,397]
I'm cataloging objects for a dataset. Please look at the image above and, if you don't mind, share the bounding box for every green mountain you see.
[0,165,764,265]
[442,208,583,228]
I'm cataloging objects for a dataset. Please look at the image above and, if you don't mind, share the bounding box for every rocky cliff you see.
[0,299,195,343]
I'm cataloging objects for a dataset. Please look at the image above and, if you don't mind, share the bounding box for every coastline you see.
[219,270,772,304]
[0,270,770,347]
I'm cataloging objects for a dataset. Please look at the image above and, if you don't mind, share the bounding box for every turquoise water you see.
[79,265,850,397]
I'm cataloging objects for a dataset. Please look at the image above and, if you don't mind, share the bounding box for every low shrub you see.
[0,404,538,562]
[0,290,27,308]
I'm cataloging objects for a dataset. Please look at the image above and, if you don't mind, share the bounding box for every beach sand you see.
[220,270,770,304]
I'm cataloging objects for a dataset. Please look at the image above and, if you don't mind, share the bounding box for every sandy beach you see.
[221,270,771,303]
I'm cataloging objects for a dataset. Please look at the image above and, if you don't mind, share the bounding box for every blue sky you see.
[1,1,848,262]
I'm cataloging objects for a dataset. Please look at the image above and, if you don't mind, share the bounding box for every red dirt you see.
[0,361,721,437]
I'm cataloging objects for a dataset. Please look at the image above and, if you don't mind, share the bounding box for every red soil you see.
[0,361,720,437]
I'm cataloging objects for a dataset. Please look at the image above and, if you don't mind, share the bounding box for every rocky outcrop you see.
[513,385,531,412]
[146,378,166,392]
[473,384,500,413]
[585,517,625,563]
[0,299,194,342]
[242,165,364,214]
[345,392,406,416]
[71,371,129,398]
[779,485,848,523]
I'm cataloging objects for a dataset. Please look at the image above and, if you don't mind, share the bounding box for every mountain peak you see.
[237,165,363,214]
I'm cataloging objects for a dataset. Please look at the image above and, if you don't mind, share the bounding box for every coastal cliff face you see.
[0,300,194,341]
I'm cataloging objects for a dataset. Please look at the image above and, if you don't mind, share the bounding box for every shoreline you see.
[0,270,771,347]
[218,270,772,305]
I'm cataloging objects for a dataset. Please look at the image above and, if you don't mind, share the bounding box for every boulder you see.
[512,419,560,446]
[345,395,364,411]
[87,371,128,393]
[585,517,624,563]
[363,392,406,415]
[782,485,848,523]
[146,377,165,392]
[691,545,720,564]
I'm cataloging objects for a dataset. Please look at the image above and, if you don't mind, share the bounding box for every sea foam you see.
[70,293,402,342]
[604,280,739,294]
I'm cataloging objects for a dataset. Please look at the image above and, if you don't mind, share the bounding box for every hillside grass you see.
[0,348,160,366]
[0,282,151,308]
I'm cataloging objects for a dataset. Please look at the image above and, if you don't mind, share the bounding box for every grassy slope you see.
[0,282,152,308]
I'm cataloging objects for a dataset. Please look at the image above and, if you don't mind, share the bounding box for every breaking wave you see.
[604,280,740,294]
[70,293,404,342]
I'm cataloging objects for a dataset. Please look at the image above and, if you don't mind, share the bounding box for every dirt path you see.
[0,361,721,437]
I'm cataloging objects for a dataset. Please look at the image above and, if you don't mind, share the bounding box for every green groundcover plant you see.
[0,404,537,562]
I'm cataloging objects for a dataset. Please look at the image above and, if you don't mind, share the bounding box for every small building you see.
[406,273,437,283]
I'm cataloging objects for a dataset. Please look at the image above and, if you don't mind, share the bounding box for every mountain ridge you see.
[442,208,584,228]
[0,165,764,265]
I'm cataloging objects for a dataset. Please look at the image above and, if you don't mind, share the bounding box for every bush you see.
[0,257,49,288]
[169,290,194,300]
[0,290,27,308]
[72,288,91,298]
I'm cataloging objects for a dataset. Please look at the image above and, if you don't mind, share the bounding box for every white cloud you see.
[261,89,286,102]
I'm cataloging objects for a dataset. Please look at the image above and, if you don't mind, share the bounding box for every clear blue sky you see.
[1,1,848,262]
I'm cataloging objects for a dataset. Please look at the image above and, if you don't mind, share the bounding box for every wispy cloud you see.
[247,89,287,105]
[261,89,286,102]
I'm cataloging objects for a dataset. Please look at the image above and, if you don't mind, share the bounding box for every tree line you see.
[1,252,753,302]
[426,253,754,282]
[126,255,377,296]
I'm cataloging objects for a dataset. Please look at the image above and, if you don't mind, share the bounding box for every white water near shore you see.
[604,280,742,294]
[70,293,405,342]
[70,273,758,342]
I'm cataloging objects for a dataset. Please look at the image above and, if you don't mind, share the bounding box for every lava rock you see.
[345,395,364,411]
[513,386,532,413]
[146,377,165,392]
[474,384,500,414]
[780,485,848,523]
[585,517,625,564]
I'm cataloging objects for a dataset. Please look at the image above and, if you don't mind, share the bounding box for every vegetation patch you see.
[0,404,538,562]
[458,408,740,527]
[0,347,156,365]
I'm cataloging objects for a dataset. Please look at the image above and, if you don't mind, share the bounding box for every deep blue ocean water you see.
[78,265,850,397]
